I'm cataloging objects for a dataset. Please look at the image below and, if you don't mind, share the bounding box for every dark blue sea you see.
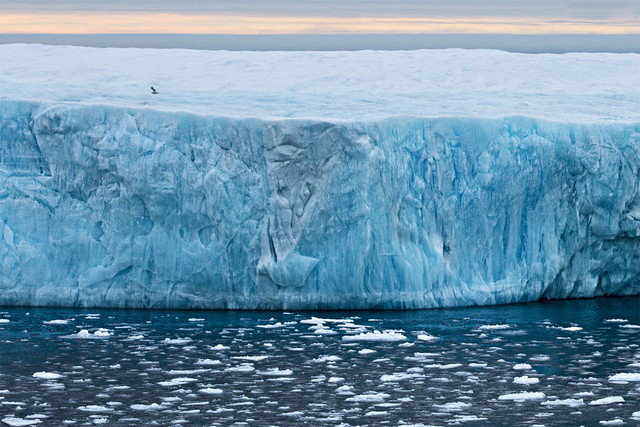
[1,297,639,426]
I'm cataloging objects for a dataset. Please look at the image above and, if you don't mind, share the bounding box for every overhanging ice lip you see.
[0,46,638,309]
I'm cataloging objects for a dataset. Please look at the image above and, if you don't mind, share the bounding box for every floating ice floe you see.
[513,363,532,370]
[434,402,472,411]
[195,359,222,365]
[61,329,111,339]
[313,355,342,363]
[554,326,583,332]
[599,419,625,425]
[210,344,230,350]
[199,388,223,395]
[162,337,192,344]
[32,372,63,380]
[342,330,406,342]
[130,403,166,411]
[1,417,42,426]
[478,324,510,331]
[300,317,354,325]
[380,373,421,382]
[589,396,625,406]
[43,320,70,325]
[498,392,546,401]
[233,356,269,362]
[346,392,390,403]
[257,368,293,376]
[257,322,289,329]
[608,372,640,382]
[541,398,584,407]
[513,376,539,385]
[0,319,10,324]
[314,328,338,335]
[416,333,438,341]
[365,411,388,417]
[158,377,198,387]
[77,405,113,412]
[188,318,204,322]
[224,364,255,373]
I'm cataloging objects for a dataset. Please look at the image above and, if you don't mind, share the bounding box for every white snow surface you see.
[1,44,638,122]
[0,45,639,310]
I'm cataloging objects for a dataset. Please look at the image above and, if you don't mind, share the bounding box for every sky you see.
[1,0,638,35]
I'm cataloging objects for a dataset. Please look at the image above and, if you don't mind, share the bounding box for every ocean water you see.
[0,297,638,426]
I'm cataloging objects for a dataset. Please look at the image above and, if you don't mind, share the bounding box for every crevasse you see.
[0,100,639,309]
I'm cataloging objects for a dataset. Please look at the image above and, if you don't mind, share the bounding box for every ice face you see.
[1,100,638,309]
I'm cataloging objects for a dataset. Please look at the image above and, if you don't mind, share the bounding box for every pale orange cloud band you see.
[1,13,638,34]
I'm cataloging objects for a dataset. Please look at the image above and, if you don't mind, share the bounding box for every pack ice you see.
[0,44,639,309]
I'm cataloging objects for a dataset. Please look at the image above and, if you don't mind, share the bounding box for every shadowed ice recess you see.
[1,102,639,309]
[0,46,639,309]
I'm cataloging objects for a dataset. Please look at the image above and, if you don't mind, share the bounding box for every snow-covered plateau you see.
[0,44,639,309]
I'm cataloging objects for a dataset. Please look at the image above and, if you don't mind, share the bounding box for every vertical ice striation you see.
[0,101,639,309]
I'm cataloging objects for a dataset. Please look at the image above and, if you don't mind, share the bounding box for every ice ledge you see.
[1,44,639,122]
[1,100,639,309]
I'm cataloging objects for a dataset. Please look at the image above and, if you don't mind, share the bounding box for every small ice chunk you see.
[498,392,546,401]
[599,419,624,425]
[380,373,420,382]
[312,355,342,363]
[195,359,222,365]
[513,363,532,370]
[130,403,165,410]
[416,334,438,341]
[157,377,198,387]
[541,399,584,407]
[32,372,63,380]
[257,322,287,329]
[43,320,70,325]
[358,349,376,355]
[199,388,223,395]
[77,405,113,412]
[342,330,406,342]
[513,376,540,385]
[346,392,390,402]
[188,318,204,322]
[608,373,640,382]
[162,337,192,345]
[557,326,583,332]
[0,319,10,324]
[211,344,230,350]
[434,402,472,411]
[478,324,510,330]
[257,368,293,376]
[589,396,625,406]
[1,417,42,426]
[232,356,269,362]
[224,364,254,372]
[62,329,110,339]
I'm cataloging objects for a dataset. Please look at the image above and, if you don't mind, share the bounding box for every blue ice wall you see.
[1,101,639,309]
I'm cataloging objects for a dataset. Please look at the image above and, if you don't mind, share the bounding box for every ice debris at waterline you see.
[0,45,639,309]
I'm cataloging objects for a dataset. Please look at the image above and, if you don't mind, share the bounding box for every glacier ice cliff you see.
[1,100,639,309]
